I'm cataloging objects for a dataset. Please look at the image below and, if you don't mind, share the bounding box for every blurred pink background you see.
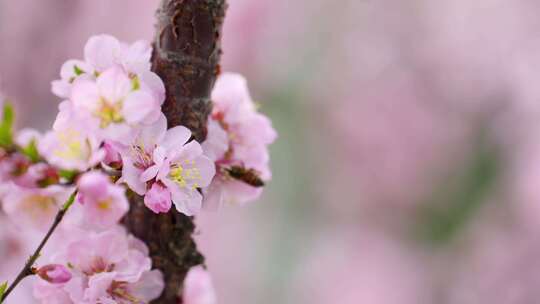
[3,0,540,303]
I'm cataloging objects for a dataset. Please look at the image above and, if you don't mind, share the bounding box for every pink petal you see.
[84,272,116,302]
[179,141,204,161]
[94,230,130,264]
[51,80,71,98]
[60,59,93,79]
[140,165,159,183]
[122,90,155,124]
[127,270,165,302]
[183,266,217,304]
[137,113,167,149]
[222,179,263,206]
[140,71,166,104]
[71,79,100,112]
[122,40,152,73]
[202,179,224,211]
[201,120,229,161]
[162,126,192,152]
[114,249,151,283]
[166,179,202,216]
[96,66,132,102]
[193,155,216,188]
[84,34,121,71]
[121,158,147,195]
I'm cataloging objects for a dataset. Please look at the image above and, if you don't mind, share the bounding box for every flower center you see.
[54,130,88,160]
[95,98,124,128]
[130,143,153,169]
[109,281,141,303]
[97,198,112,210]
[23,195,55,218]
[169,160,201,190]
[82,256,114,276]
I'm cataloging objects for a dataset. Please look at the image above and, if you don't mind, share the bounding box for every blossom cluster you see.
[202,73,277,208]
[0,34,275,303]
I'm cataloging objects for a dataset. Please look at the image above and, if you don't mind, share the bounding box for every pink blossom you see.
[84,34,123,72]
[33,228,164,304]
[51,59,94,98]
[33,279,72,304]
[71,171,129,231]
[70,66,160,142]
[0,152,32,184]
[39,111,104,171]
[102,141,122,168]
[201,120,228,162]
[152,135,215,216]
[202,73,276,208]
[37,264,72,285]
[12,163,60,189]
[2,185,73,231]
[144,182,172,214]
[120,114,168,195]
[52,34,164,103]
[84,34,151,75]
[211,73,276,166]
[120,115,215,215]
[203,177,263,211]
[65,229,150,283]
[182,266,217,304]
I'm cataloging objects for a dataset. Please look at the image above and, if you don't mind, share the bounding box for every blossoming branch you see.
[0,34,275,304]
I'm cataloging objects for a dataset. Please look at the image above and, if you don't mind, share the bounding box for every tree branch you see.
[0,190,77,303]
[123,1,227,303]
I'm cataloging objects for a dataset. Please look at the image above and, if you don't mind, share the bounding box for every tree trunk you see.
[123,1,227,303]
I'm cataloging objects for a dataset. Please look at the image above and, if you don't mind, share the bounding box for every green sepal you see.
[0,103,15,148]
[0,281,8,302]
[73,65,84,76]
[59,169,78,182]
[131,76,141,91]
[21,139,40,163]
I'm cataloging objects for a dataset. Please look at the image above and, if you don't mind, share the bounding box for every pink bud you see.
[37,264,72,284]
[144,182,172,214]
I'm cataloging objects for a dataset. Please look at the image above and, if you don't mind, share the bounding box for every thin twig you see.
[0,190,78,303]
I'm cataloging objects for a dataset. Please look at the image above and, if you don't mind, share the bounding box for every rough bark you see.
[123,1,227,303]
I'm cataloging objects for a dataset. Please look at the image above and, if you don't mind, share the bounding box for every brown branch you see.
[123,1,227,303]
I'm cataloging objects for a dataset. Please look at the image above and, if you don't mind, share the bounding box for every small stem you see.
[0,190,78,303]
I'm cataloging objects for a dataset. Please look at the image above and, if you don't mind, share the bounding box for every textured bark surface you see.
[123,1,227,303]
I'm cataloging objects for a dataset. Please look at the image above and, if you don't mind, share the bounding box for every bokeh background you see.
[2,0,540,303]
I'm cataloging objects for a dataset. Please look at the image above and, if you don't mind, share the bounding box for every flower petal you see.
[162,126,192,152]
[121,157,147,195]
[122,90,155,124]
[84,34,121,71]
[71,80,100,112]
[96,67,132,103]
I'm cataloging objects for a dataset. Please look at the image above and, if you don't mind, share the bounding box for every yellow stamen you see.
[53,130,88,160]
[95,98,124,128]
[97,198,112,210]
[169,161,202,190]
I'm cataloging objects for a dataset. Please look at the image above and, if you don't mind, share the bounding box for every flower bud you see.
[37,264,72,284]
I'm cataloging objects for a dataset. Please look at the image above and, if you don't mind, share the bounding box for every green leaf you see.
[0,281,8,302]
[21,139,40,163]
[0,103,15,148]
